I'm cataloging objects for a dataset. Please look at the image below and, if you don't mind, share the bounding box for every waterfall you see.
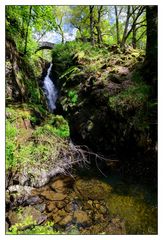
[43,63,58,113]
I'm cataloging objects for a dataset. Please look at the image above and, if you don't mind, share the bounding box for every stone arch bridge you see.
[35,41,55,52]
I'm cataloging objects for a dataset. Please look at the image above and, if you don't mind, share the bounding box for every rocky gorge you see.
[5,37,157,235]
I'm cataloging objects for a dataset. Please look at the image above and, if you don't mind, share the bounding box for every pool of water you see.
[6,172,157,235]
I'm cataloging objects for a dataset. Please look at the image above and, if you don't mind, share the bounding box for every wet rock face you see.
[52,44,156,181]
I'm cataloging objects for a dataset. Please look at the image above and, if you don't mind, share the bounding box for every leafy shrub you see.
[68,90,78,104]
[6,121,17,169]
[34,115,70,138]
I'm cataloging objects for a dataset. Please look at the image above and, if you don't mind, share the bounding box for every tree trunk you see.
[89,6,95,46]
[24,6,32,55]
[58,25,64,43]
[96,6,103,45]
[114,6,120,44]
[120,6,130,49]
[144,6,158,96]
[132,25,137,48]
[132,9,137,49]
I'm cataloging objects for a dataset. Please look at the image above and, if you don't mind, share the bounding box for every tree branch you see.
[136,24,147,31]
[125,6,146,40]
[136,30,146,42]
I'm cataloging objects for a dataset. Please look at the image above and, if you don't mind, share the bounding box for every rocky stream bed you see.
[6,173,157,235]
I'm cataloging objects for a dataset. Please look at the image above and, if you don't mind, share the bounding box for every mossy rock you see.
[8,206,46,229]
[106,194,157,234]
[74,178,112,200]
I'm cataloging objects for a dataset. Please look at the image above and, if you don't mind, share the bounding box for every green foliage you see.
[109,71,150,114]
[53,41,109,78]
[8,221,59,235]
[34,115,70,138]
[6,121,17,169]
[109,82,150,114]
[68,90,78,104]
[6,104,71,171]
[59,66,80,80]
[6,6,57,55]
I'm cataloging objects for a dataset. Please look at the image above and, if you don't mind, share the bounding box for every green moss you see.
[106,194,157,234]
[109,83,150,114]
[6,121,17,169]
[34,115,70,138]
[7,221,60,235]
[6,104,70,171]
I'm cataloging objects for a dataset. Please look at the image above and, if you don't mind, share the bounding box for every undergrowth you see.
[7,220,60,235]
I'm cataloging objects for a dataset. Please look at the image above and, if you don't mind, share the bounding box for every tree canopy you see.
[6,5,147,55]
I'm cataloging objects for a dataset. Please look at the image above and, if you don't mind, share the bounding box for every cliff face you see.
[6,39,25,102]
[6,38,46,105]
[52,43,157,181]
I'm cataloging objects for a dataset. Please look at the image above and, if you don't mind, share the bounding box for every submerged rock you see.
[74,179,112,200]
[74,210,91,226]
[41,190,67,201]
[50,179,66,193]
[59,215,73,226]
[46,202,57,212]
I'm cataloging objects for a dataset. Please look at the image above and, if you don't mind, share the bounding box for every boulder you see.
[46,202,57,212]
[74,179,112,200]
[8,206,46,228]
[59,215,73,226]
[41,190,67,201]
[74,210,91,225]
[50,180,65,193]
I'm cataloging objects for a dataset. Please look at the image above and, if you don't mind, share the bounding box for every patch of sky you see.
[36,23,77,44]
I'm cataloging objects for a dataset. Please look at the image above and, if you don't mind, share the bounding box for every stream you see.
[43,63,58,113]
[6,63,157,235]
[6,170,157,234]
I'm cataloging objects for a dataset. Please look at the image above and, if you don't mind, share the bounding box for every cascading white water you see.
[43,63,58,113]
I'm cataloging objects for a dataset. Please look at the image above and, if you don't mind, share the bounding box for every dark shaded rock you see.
[109,74,122,84]
[65,203,74,213]
[34,203,46,212]
[87,218,126,234]
[20,196,43,206]
[56,201,67,209]
[106,217,126,234]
